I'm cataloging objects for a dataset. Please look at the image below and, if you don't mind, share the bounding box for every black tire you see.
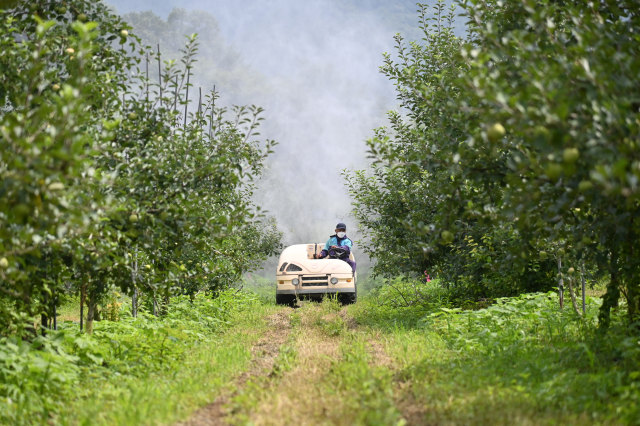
[339,287,357,306]
[276,293,294,307]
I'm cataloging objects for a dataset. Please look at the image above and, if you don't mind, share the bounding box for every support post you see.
[184,68,190,127]
[209,85,215,139]
[581,263,587,315]
[145,53,149,111]
[53,295,57,331]
[153,295,158,317]
[80,280,85,332]
[157,44,162,103]
[131,250,138,318]
[173,76,178,113]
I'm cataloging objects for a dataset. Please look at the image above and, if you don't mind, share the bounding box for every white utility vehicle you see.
[275,243,357,306]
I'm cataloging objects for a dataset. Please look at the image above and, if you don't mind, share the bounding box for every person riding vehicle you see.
[313,222,356,271]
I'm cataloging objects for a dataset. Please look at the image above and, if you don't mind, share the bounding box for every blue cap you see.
[336,223,346,230]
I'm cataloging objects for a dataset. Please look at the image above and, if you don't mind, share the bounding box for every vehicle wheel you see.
[339,289,356,306]
[276,294,294,306]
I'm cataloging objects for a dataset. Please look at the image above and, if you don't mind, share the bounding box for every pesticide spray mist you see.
[107,0,454,280]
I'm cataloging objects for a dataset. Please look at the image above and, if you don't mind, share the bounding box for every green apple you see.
[539,251,548,260]
[441,230,454,243]
[52,84,60,91]
[120,30,129,37]
[563,147,580,163]
[47,182,64,191]
[567,267,575,275]
[534,126,550,140]
[77,13,87,22]
[582,236,592,245]
[128,112,138,120]
[0,258,8,269]
[578,180,593,192]
[487,123,506,142]
[129,214,138,222]
[544,163,562,181]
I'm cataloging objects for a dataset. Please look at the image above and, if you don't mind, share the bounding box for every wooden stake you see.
[132,253,138,318]
[209,85,215,139]
[581,263,587,315]
[80,280,85,332]
[157,44,162,103]
[173,76,178,113]
[184,68,190,127]
[145,53,149,111]
[198,87,202,115]
[53,295,57,331]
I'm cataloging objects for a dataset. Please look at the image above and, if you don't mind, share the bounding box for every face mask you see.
[337,232,346,238]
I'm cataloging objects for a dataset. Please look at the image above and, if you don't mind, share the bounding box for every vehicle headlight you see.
[292,278,300,285]
[330,277,338,284]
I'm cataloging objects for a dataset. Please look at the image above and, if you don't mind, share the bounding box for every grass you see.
[224,285,639,426]
[226,297,405,426]
[5,279,638,426]
[0,291,280,426]
[350,288,640,425]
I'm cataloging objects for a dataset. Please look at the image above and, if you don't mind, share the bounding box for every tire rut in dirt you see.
[175,310,292,426]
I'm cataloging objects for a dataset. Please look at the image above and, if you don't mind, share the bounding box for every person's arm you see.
[338,239,352,254]
[315,249,328,259]
[315,239,332,258]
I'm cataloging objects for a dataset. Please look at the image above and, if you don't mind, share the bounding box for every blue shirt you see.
[320,235,352,258]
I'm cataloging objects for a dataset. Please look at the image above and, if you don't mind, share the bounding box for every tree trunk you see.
[41,289,48,336]
[567,277,582,316]
[557,257,564,309]
[161,295,170,316]
[627,276,640,326]
[625,214,640,326]
[599,250,620,330]
[132,287,138,318]
[80,283,86,332]
[53,297,57,331]
[86,291,97,335]
[41,313,48,336]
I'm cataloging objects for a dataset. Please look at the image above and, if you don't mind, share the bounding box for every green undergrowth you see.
[351,285,640,425]
[0,290,277,426]
[328,336,403,425]
[242,273,275,305]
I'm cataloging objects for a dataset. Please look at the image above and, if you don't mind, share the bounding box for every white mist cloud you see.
[108,0,456,274]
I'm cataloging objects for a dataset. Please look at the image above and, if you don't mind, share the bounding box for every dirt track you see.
[177,310,293,426]
[176,301,402,426]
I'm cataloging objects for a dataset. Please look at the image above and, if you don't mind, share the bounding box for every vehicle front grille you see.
[302,275,328,286]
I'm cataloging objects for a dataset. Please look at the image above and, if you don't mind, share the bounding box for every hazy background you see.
[106,0,459,278]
